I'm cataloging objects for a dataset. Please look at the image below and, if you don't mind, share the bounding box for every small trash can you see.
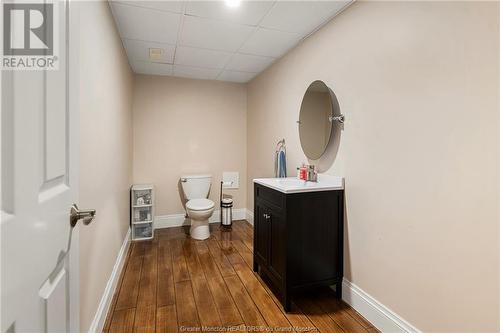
[221,198,233,228]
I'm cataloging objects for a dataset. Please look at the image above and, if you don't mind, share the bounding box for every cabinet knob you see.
[263,213,270,220]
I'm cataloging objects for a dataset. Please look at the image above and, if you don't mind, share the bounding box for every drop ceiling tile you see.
[217,70,256,83]
[113,1,184,13]
[239,28,301,57]
[111,1,352,81]
[173,65,220,80]
[131,61,173,76]
[123,39,175,63]
[174,46,232,69]
[260,1,350,34]
[111,2,181,44]
[225,53,275,73]
[179,15,255,52]
[185,1,274,26]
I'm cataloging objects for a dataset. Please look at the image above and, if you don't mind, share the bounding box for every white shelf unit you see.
[131,184,154,241]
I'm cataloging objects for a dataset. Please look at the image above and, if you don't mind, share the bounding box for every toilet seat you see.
[186,198,215,211]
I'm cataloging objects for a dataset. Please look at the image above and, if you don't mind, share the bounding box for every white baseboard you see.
[88,228,131,333]
[342,279,421,333]
[245,209,254,225]
[155,208,248,229]
[154,213,187,229]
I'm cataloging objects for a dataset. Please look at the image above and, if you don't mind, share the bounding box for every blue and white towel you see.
[277,149,287,178]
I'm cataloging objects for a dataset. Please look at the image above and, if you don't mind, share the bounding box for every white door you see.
[1,1,85,332]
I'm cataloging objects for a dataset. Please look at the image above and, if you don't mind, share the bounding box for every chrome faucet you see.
[307,165,318,182]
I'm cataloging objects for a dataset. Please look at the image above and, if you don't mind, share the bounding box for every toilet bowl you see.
[180,175,214,240]
[185,198,215,240]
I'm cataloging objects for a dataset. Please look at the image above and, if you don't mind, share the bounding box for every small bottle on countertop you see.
[299,163,307,180]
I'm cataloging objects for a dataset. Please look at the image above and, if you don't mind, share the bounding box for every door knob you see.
[70,204,96,227]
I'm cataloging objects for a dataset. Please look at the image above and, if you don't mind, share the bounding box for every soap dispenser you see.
[307,165,318,182]
[297,163,307,180]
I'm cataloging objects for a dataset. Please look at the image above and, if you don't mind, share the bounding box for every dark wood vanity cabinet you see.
[253,183,344,311]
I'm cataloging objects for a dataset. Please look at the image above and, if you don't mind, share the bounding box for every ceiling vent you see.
[149,48,163,61]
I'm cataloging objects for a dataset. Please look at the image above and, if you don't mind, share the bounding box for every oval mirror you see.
[298,80,335,160]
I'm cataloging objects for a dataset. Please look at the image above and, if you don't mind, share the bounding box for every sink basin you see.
[253,174,344,194]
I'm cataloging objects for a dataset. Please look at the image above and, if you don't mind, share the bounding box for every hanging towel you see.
[278,149,287,178]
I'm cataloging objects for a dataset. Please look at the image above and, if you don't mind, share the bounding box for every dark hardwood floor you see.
[103,220,378,333]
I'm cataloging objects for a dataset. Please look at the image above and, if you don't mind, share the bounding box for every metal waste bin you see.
[221,198,233,228]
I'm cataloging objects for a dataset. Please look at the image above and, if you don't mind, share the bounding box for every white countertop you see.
[253,174,344,194]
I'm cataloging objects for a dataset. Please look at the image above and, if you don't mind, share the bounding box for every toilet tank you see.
[180,174,212,200]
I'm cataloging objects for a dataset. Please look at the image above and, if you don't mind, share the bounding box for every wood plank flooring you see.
[104,220,378,333]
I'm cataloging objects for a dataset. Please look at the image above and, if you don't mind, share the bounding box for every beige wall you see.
[247,2,499,332]
[498,6,500,331]
[133,75,247,216]
[78,1,134,331]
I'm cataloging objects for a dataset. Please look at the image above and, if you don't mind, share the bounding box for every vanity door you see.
[266,207,286,284]
[254,202,270,266]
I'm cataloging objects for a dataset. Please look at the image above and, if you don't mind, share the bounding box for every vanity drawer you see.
[255,183,284,209]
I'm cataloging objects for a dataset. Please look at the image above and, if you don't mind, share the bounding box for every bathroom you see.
[1,1,499,333]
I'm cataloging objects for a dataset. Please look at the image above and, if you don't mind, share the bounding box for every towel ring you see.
[276,138,286,152]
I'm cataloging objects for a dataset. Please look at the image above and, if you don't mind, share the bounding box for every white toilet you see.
[180,174,215,240]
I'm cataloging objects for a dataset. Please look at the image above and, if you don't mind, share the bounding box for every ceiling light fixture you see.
[225,0,241,8]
